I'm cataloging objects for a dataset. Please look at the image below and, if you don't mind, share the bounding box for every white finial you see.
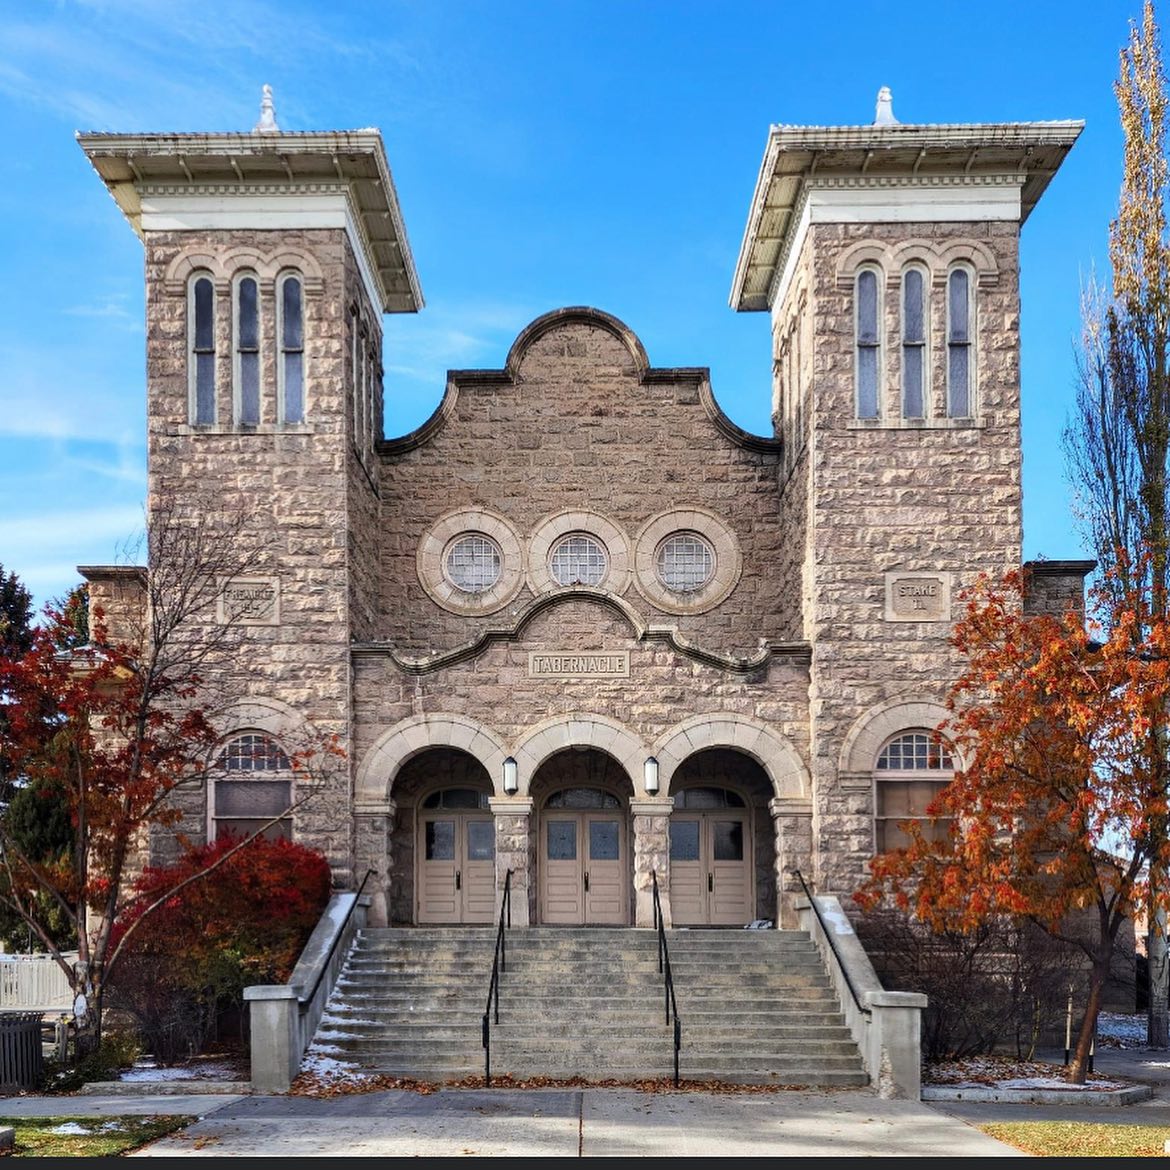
[253,84,279,134]
[874,86,898,127]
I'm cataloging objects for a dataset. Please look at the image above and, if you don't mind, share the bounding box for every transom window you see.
[672,787,746,809]
[656,532,715,594]
[875,730,954,853]
[422,788,492,810]
[549,534,608,586]
[212,732,292,841]
[545,788,621,809]
[445,534,503,594]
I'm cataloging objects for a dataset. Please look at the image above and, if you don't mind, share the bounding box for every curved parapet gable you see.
[381,305,779,454]
[505,306,649,378]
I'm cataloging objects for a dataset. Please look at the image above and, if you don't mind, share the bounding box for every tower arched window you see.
[278,274,305,424]
[874,730,954,853]
[946,267,974,418]
[234,274,261,425]
[210,732,293,841]
[901,267,927,419]
[855,267,881,419]
[189,274,216,425]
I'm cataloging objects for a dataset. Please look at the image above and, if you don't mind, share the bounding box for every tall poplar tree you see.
[1064,0,1170,1047]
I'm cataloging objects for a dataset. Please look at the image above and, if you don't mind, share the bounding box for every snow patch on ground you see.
[119,1058,244,1083]
[926,1055,1130,1090]
[50,1121,119,1134]
[294,1047,386,1091]
[1098,1012,1150,1049]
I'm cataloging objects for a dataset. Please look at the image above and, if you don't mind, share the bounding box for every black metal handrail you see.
[303,867,376,1011]
[651,871,681,1087]
[482,868,513,1085]
[794,869,870,1016]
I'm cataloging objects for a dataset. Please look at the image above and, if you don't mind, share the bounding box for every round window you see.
[445,534,502,594]
[549,534,608,586]
[656,532,715,594]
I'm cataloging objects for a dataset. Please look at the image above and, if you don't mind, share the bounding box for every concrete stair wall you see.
[313,926,867,1086]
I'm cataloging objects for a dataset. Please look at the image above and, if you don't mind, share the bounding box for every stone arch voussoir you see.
[838,696,955,774]
[654,714,808,800]
[356,714,509,802]
[511,715,649,797]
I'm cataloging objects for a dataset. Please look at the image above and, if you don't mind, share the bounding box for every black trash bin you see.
[0,1012,44,1090]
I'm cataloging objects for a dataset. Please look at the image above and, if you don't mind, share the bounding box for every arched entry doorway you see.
[389,747,496,925]
[669,748,775,927]
[532,747,633,925]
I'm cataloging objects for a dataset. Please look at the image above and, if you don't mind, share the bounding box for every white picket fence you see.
[0,953,75,1013]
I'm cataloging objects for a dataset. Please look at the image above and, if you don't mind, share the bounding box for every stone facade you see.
[77,106,1085,932]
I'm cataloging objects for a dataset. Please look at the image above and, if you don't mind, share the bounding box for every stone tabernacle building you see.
[76,89,1084,934]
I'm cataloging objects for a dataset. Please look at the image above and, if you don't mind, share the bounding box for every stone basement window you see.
[873,730,953,853]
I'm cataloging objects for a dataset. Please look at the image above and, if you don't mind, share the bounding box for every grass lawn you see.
[0,1114,193,1157]
[981,1121,1170,1157]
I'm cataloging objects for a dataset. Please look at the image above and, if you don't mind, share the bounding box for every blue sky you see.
[0,0,1146,612]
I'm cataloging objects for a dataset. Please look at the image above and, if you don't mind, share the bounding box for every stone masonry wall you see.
[802,220,1024,896]
[143,227,367,881]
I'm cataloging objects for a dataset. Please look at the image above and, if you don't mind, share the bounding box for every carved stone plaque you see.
[218,577,280,626]
[528,651,630,679]
[884,573,951,623]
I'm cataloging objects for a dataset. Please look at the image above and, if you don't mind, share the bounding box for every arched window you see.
[874,730,954,852]
[901,267,927,419]
[189,274,216,425]
[210,732,293,841]
[234,274,261,425]
[946,267,973,418]
[278,274,305,424]
[855,267,881,419]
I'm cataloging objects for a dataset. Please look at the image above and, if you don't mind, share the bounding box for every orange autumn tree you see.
[857,566,1170,1084]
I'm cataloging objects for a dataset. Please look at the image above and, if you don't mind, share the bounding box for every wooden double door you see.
[418,811,496,924]
[540,811,626,925]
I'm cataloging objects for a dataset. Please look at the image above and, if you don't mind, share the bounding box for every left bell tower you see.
[78,89,423,880]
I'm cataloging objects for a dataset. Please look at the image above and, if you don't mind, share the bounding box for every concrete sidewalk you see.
[0,1086,1024,1158]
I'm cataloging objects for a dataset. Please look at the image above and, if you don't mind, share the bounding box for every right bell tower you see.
[730,90,1083,895]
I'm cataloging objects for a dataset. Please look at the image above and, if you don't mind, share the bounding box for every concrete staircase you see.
[313,927,867,1086]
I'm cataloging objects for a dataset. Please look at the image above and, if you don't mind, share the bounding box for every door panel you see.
[584,816,623,924]
[543,817,584,924]
[669,816,704,924]
[541,813,627,924]
[710,817,750,925]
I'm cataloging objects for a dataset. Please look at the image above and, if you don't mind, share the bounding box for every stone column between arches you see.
[770,796,813,929]
[631,798,674,927]
[489,797,533,927]
[354,798,395,927]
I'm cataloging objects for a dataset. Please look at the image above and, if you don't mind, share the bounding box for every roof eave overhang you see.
[76,129,423,314]
[729,120,1085,313]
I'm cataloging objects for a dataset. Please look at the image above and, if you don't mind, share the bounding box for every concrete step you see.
[313,925,868,1088]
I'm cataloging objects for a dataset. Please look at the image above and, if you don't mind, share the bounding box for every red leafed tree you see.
[0,504,343,1056]
[109,836,332,1062]
[856,566,1170,1084]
